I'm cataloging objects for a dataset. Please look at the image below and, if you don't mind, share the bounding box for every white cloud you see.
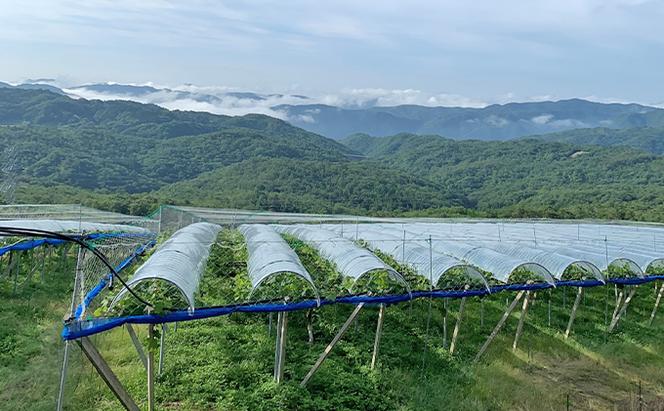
[531,114,554,124]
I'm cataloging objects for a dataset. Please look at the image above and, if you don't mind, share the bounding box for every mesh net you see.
[0,204,157,317]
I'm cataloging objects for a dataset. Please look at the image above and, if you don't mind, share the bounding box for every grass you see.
[3,234,664,410]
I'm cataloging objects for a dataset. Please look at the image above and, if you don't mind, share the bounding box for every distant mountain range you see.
[2,87,664,222]
[3,80,664,142]
[277,100,664,140]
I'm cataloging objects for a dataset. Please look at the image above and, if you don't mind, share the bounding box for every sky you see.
[1,0,663,108]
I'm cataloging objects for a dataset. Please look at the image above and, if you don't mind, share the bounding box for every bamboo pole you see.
[449,297,467,355]
[273,311,284,381]
[371,304,386,369]
[475,291,525,362]
[276,311,288,383]
[609,287,637,333]
[301,303,365,387]
[512,291,532,351]
[649,282,664,326]
[564,287,584,339]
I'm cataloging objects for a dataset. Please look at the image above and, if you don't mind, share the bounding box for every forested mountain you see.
[2,88,664,222]
[342,133,664,221]
[158,158,459,213]
[0,88,327,140]
[277,99,664,140]
[529,126,664,155]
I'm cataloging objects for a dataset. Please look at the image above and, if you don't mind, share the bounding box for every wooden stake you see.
[125,324,148,370]
[565,287,584,339]
[301,303,365,387]
[475,290,525,362]
[371,304,386,369]
[449,297,467,355]
[512,291,532,351]
[76,337,140,411]
[649,282,664,326]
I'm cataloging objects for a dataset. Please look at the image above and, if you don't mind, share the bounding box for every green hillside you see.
[529,126,664,155]
[158,158,461,213]
[5,230,664,410]
[2,89,664,223]
[342,133,664,221]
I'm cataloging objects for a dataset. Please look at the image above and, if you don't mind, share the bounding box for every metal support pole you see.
[565,287,584,339]
[306,309,314,344]
[147,323,155,411]
[126,324,148,370]
[371,304,385,370]
[609,287,637,333]
[449,297,467,355]
[512,291,531,351]
[475,290,525,362]
[442,299,448,349]
[76,337,140,411]
[159,324,166,376]
[40,246,46,282]
[649,282,664,326]
[12,250,21,294]
[548,289,552,327]
[480,298,485,329]
[301,303,365,387]
[57,246,84,411]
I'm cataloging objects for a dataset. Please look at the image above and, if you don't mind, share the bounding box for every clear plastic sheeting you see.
[377,222,664,280]
[333,223,554,284]
[109,222,222,311]
[239,224,318,297]
[0,219,151,235]
[476,242,604,281]
[327,226,487,289]
[274,225,409,290]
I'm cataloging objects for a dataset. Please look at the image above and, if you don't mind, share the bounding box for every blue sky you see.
[1,0,663,106]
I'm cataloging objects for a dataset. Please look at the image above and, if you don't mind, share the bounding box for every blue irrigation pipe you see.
[62,275,664,341]
[73,239,156,320]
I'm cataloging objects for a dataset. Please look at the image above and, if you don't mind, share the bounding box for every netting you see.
[0,204,159,231]
[0,205,158,319]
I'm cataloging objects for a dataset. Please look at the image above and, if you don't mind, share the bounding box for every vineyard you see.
[3,204,664,410]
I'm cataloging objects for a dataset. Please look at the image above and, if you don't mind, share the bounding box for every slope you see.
[342,133,664,221]
[529,126,664,155]
[157,157,461,213]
